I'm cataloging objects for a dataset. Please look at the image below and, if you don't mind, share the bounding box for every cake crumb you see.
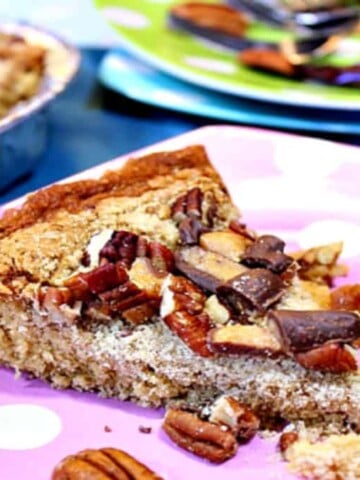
[104,425,112,433]
[286,433,360,479]
[138,425,152,434]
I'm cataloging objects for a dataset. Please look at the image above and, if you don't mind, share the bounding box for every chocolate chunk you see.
[241,235,293,274]
[175,256,223,293]
[267,310,360,354]
[217,268,285,314]
[175,247,247,293]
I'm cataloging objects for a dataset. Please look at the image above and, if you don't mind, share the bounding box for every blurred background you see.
[0,0,359,204]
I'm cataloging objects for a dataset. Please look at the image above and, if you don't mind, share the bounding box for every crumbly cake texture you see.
[0,144,359,441]
[286,434,360,479]
[0,32,45,118]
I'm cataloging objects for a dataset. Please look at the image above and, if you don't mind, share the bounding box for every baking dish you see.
[0,21,80,191]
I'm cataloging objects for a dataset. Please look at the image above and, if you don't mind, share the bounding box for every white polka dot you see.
[297,220,360,259]
[0,404,62,450]
[184,56,236,74]
[274,138,343,179]
[102,7,150,29]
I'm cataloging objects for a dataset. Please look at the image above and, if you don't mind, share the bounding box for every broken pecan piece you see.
[52,447,163,479]
[267,310,360,354]
[200,230,250,262]
[279,432,299,458]
[291,242,347,286]
[241,235,294,274]
[175,246,247,293]
[208,324,282,356]
[163,409,238,464]
[217,268,285,314]
[331,284,360,312]
[229,220,256,241]
[295,343,358,373]
[209,396,260,442]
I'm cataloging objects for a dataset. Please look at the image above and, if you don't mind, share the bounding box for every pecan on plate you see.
[161,275,213,357]
[278,432,299,459]
[163,409,238,464]
[209,396,260,442]
[52,447,163,479]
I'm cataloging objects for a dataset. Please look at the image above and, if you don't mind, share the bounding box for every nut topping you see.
[279,432,299,458]
[179,217,208,246]
[171,188,215,245]
[267,310,360,354]
[217,268,285,314]
[241,235,294,274]
[200,231,250,262]
[175,246,247,293]
[209,396,260,442]
[161,276,213,357]
[52,447,163,479]
[163,409,238,464]
[208,324,282,356]
[295,343,358,373]
[331,284,360,312]
[229,220,256,242]
[291,242,347,286]
[99,230,174,273]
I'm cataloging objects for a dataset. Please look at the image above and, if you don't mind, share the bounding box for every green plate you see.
[94,0,360,110]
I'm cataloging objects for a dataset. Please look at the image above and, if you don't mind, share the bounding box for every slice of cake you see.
[0,145,359,465]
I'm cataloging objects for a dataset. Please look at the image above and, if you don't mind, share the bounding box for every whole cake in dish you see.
[0,145,360,476]
[0,31,45,118]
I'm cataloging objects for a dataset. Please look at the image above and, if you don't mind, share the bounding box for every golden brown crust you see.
[0,145,226,238]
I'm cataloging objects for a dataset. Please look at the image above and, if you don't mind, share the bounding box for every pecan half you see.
[52,447,163,479]
[208,324,282,357]
[241,235,294,274]
[163,409,238,464]
[171,188,215,245]
[209,396,259,442]
[267,310,360,354]
[217,268,285,314]
[99,230,174,273]
[295,343,357,373]
[161,276,212,357]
